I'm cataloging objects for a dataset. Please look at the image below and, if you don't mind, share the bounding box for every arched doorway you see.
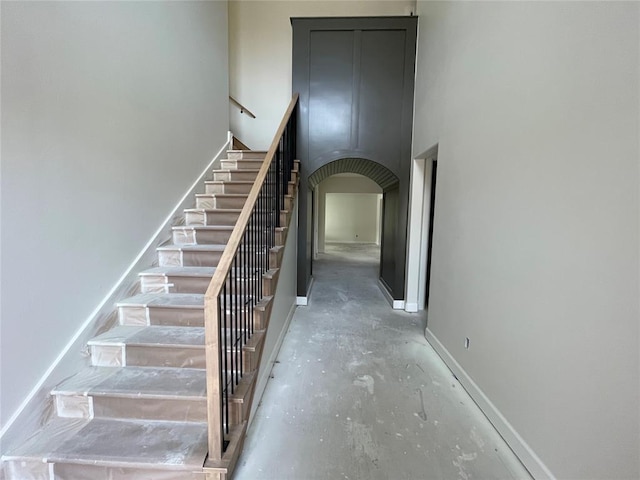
[304,158,401,305]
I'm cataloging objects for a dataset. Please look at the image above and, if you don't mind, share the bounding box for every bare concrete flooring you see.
[234,243,531,480]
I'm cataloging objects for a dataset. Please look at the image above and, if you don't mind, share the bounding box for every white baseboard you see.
[0,135,232,448]
[377,279,405,310]
[296,277,314,306]
[404,302,419,313]
[425,328,555,480]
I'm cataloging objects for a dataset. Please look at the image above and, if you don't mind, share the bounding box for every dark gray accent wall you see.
[292,16,417,299]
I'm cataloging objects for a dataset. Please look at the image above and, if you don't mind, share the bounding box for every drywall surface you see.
[325,194,381,244]
[413,2,639,479]
[229,0,416,149]
[1,1,229,431]
[251,198,298,421]
[317,175,382,252]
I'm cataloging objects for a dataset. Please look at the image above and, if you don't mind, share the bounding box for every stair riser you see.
[221,159,264,170]
[157,249,222,267]
[90,345,205,369]
[270,248,284,270]
[140,275,211,295]
[213,170,259,182]
[227,151,267,160]
[118,306,262,329]
[139,273,268,296]
[3,461,205,480]
[185,210,241,226]
[54,394,207,423]
[206,182,253,195]
[253,297,273,331]
[172,228,233,245]
[196,196,247,210]
[174,227,274,245]
[263,270,280,296]
[227,378,256,430]
[119,306,205,327]
[90,344,255,373]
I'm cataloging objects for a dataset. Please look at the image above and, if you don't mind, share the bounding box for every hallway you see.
[234,243,531,480]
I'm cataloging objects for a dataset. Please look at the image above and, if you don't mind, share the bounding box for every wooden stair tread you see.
[156,244,227,252]
[52,366,206,399]
[117,293,205,309]
[3,417,208,470]
[139,266,216,277]
[88,325,204,348]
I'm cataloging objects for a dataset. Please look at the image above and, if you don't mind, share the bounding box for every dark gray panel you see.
[292,17,417,300]
[380,186,399,293]
[309,30,354,158]
[358,30,406,167]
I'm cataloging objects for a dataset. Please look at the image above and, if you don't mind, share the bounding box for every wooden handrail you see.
[204,93,299,462]
[229,96,257,119]
[207,93,298,299]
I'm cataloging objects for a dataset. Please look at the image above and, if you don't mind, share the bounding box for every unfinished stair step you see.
[195,193,248,210]
[88,326,259,370]
[226,150,267,160]
[52,366,207,423]
[2,417,207,479]
[139,266,215,294]
[172,223,278,246]
[172,225,235,245]
[221,158,264,170]
[117,289,268,328]
[213,169,260,182]
[156,244,227,268]
[205,180,254,195]
[184,207,242,226]
[118,293,206,327]
[88,325,205,368]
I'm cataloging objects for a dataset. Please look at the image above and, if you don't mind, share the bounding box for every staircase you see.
[1,146,299,480]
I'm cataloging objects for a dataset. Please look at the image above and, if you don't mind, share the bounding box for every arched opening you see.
[304,158,400,304]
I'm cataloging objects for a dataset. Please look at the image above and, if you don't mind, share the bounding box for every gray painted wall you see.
[292,17,417,300]
[413,2,639,478]
[1,1,229,430]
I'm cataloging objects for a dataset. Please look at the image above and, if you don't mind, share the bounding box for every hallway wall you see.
[317,175,382,252]
[325,193,381,244]
[413,2,639,479]
[1,1,229,434]
[228,0,416,149]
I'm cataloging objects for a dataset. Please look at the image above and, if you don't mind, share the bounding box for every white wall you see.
[413,2,639,479]
[1,1,229,433]
[316,175,382,251]
[229,0,417,149]
[325,193,381,244]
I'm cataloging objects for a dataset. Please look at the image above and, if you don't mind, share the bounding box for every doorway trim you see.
[404,144,438,313]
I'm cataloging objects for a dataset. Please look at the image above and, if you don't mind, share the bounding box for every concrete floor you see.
[234,243,531,480]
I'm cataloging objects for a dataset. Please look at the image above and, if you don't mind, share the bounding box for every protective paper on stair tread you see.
[4,459,207,480]
[53,366,206,397]
[27,367,207,429]
[2,418,208,478]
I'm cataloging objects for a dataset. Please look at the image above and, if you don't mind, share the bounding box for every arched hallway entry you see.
[306,158,400,303]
